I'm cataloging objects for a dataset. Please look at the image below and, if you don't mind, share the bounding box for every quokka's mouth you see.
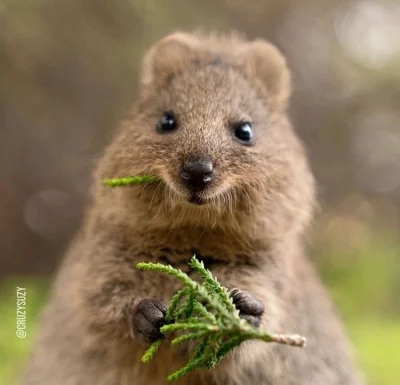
[188,193,207,205]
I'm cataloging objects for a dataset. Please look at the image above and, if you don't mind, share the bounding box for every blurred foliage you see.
[0,0,399,384]
[0,279,49,385]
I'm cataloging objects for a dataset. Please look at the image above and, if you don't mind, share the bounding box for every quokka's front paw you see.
[230,288,264,327]
[132,299,167,343]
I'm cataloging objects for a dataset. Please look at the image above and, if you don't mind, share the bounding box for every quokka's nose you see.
[180,156,214,190]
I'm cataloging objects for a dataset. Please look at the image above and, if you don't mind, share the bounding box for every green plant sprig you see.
[137,256,306,382]
[103,175,159,187]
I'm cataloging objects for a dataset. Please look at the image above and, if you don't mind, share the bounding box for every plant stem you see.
[103,175,159,187]
[136,256,306,382]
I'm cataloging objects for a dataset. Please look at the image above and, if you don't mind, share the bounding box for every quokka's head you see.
[97,32,315,233]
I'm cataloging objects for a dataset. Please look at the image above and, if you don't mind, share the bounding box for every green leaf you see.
[171,331,208,346]
[166,288,189,323]
[189,256,236,313]
[141,338,163,363]
[136,255,306,382]
[161,322,216,334]
[167,356,206,382]
[103,175,159,187]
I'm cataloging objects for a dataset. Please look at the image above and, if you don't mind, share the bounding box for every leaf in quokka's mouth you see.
[103,175,159,187]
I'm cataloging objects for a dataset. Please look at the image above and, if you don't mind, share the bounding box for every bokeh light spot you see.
[335,1,400,68]
[23,189,80,240]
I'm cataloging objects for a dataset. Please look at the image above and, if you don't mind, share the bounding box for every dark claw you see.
[230,288,264,327]
[240,313,261,327]
[132,299,167,343]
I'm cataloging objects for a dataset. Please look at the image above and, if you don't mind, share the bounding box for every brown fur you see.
[22,32,364,385]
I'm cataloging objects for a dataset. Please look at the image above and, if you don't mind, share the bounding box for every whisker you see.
[148,181,163,210]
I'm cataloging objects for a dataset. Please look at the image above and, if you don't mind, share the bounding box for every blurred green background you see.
[0,0,399,384]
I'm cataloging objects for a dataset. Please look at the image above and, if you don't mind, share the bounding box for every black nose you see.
[181,156,214,189]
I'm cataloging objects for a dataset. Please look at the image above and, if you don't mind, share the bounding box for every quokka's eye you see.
[233,121,254,145]
[156,111,177,133]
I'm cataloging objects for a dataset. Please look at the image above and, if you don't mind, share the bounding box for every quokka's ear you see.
[235,40,292,111]
[140,32,202,93]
